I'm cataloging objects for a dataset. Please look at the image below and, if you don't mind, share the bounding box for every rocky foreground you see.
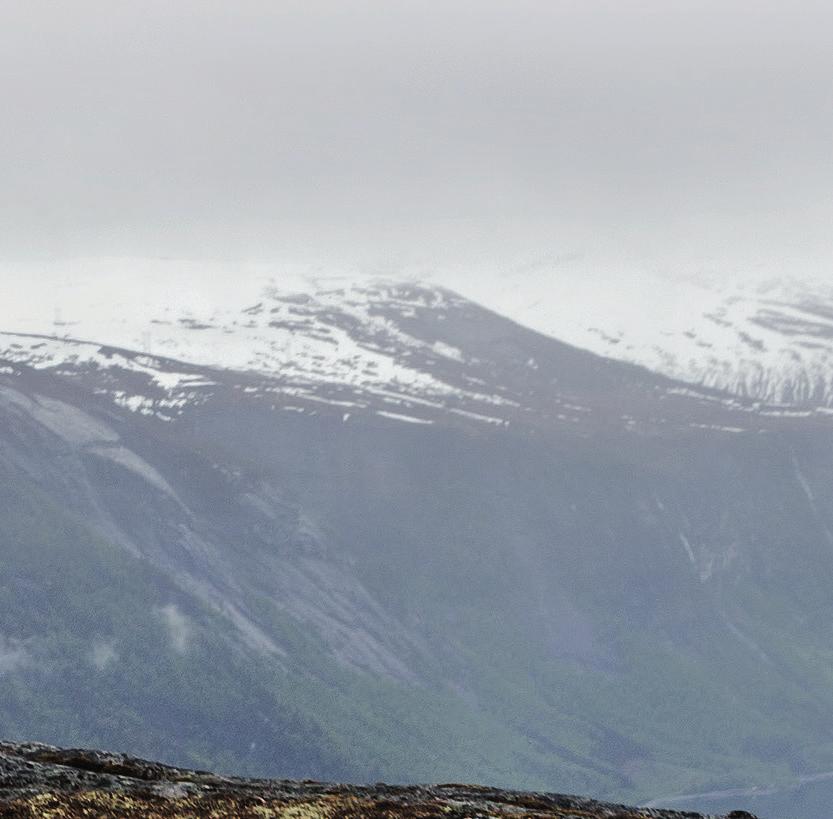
[0,742,758,819]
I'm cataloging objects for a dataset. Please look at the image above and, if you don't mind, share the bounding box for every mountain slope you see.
[3,273,833,817]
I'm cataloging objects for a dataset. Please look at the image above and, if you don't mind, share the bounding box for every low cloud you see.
[156,604,191,654]
[0,635,31,675]
[89,638,119,671]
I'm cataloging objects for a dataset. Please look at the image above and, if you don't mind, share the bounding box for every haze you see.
[2,1,832,283]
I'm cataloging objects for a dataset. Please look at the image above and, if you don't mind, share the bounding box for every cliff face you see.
[0,741,755,819]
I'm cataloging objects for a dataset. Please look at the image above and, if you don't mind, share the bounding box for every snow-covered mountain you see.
[8,259,828,440]
[443,267,833,407]
[6,259,833,411]
[0,261,519,426]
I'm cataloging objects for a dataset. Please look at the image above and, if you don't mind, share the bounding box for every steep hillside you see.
[3,279,833,817]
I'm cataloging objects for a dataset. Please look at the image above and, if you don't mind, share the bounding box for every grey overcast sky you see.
[2,1,832,278]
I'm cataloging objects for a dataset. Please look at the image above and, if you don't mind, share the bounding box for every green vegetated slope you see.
[209,403,833,794]
[0,464,338,777]
[0,454,624,791]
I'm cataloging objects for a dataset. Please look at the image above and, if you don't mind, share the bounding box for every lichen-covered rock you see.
[0,741,756,818]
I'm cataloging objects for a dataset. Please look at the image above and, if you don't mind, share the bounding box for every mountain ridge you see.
[8,261,833,410]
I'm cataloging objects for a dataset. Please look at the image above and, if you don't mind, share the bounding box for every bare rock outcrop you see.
[0,741,756,818]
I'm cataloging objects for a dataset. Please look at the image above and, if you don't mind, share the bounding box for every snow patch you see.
[376,410,434,425]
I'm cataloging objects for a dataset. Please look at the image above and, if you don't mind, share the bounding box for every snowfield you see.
[4,257,833,410]
[440,265,833,406]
